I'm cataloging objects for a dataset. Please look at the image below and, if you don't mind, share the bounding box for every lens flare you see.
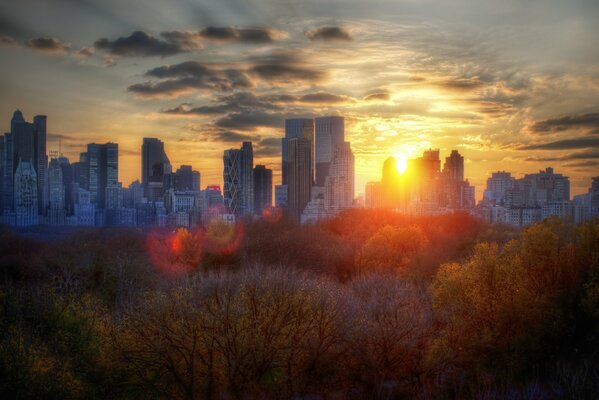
[262,205,283,223]
[203,219,244,255]
[147,227,203,276]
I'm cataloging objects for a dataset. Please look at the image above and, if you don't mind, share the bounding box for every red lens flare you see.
[147,227,203,276]
[262,205,283,223]
[203,219,244,255]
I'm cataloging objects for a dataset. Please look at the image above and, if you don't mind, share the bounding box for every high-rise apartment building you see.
[283,119,314,186]
[141,138,171,201]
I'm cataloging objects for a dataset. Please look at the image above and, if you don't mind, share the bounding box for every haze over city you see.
[1,0,598,198]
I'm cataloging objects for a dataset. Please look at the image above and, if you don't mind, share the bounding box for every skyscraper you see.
[253,165,272,215]
[287,137,312,222]
[142,138,171,200]
[223,148,241,215]
[14,160,38,226]
[283,119,314,185]
[223,141,254,216]
[382,156,400,208]
[240,141,254,215]
[315,116,344,186]
[324,141,354,212]
[47,158,65,211]
[443,150,464,182]
[33,115,47,214]
[87,142,118,209]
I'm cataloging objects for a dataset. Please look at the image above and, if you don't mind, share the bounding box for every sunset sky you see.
[1,0,598,198]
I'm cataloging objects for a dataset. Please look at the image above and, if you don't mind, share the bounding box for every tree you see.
[355,225,428,276]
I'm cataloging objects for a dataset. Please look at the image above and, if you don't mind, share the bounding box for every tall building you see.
[443,150,464,182]
[382,156,400,208]
[86,143,118,209]
[47,158,65,211]
[324,141,354,212]
[223,141,254,216]
[365,181,383,208]
[484,172,515,205]
[33,115,47,214]
[14,160,38,226]
[287,137,312,222]
[253,165,272,215]
[240,141,254,216]
[141,138,171,200]
[315,116,344,186]
[591,176,599,217]
[1,132,12,212]
[283,119,314,185]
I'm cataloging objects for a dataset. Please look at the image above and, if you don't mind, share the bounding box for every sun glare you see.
[395,157,407,174]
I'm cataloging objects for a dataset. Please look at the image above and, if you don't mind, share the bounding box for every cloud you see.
[530,112,599,134]
[199,27,280,43]
[94,31,186,57]
[525,150,599,163]
[0,34,17,47]
[77,46,94,57]
[25,37,70,53]
[250,63,324,83]
[298,91,355,104]
[306,26,351,41]
[129,62,253,98]
[159,30,203,51]
[215,111,284,130]
[255,136,282,157]
[519,137,599,150]
[363,90,390,101]
[436,78,485,91]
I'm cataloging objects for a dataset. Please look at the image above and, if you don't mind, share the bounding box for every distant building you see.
[275,184,287,208]
[223,142,253,216]
[86,142,118,209]
[283,119,314,186]
[324,141,354,213]
[287,138,312,222]
[142,138,171,201]
[365,181,383,208]
[14,160,38,226]
[315,116,344,186]
[253,165,272,215]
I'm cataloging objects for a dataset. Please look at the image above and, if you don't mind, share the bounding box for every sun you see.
[395,157,407,174]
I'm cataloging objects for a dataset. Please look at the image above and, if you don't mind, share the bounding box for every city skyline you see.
[0,0,598,199]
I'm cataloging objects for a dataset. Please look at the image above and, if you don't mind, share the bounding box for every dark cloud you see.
[519,137,599,150]
[524,150,599,163]
[0,34,17,47]
[563,160,599,168]
[130,63,253,98]
[255,136,282,157]
[306,26,351,41]
[436,78,484,91]
[531,112,599,134]
[25,37,70,53]
[215,111,284,130]
[250,63,324,83]
[299,91,355,104]
[199,27,279,43]
[159,30,202,51]
[95,31,185,57]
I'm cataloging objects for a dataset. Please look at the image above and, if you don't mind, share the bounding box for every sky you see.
[0,0,598,198]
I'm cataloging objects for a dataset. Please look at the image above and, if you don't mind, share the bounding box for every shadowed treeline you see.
[0,211,598,399]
